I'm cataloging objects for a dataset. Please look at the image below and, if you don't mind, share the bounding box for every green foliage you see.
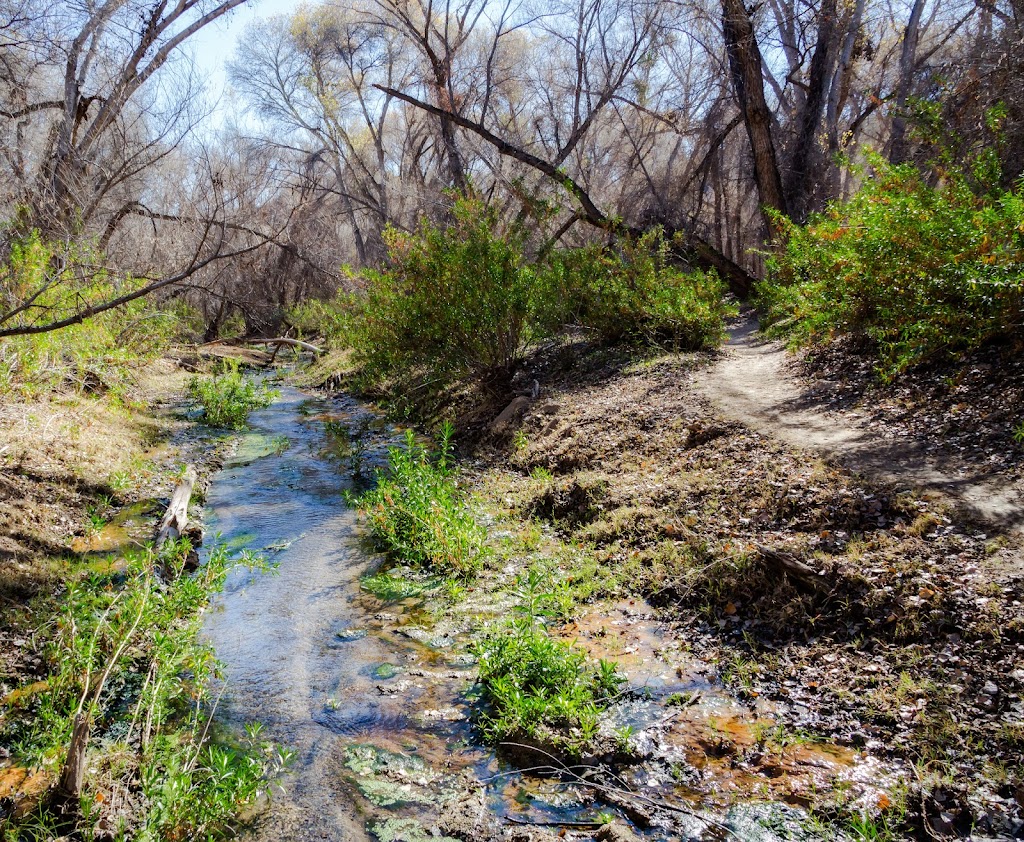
[758,154,1024,377]
[187,360,278,429]
[287,294,352,345]
[349,423,488,577]
[471,617,624,751]
[344,197,538,391]
[845,808,906,842]
[2,541,285,841]
[537,230,734,347]
[0,230,182,398]
[314,205,732,401]
[360,570,433,601]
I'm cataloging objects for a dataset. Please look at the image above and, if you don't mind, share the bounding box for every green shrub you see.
[187,361,278,429]
[0,230,181,398]
[286,293,353,346]
[758,154,1024,377]
[538,230,733,347]
[350,423,487,577]
[472,617,624,751]
[4,540,285,841]
[298,213,732,402]
[345,197,538,392]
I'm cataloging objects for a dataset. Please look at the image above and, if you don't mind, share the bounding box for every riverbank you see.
[0,354,276,835]
[4,332,1021,841]
[440,336,1023,839]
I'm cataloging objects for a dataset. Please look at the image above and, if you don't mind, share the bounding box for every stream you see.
[200,386,485,842]
[200,386,889,842]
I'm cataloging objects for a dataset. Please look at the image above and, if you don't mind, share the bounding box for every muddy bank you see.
[453,339,1024,839]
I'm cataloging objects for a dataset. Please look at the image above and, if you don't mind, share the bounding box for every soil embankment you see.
[465,335,1024,838]
[698,315,1024,536]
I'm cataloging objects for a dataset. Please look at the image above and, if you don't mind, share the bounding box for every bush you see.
[186,361,278,429]
[350,423,488,577]
[5,540,286,840]
[538,230,733,348]
[309,211,733,401]
[345,197,537,392]
[758,155,1024,377]
[0,230,182,398]
[286,293,352,346]
[472,617,624,750]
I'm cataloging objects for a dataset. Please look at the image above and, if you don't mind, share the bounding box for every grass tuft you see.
[349,423,487,577]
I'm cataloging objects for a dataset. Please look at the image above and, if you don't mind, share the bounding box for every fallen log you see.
[754,543,830,595]
[156,466,197,548]
[248,337,323,358]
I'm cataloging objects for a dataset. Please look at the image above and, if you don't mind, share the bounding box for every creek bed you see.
[201,386,890,842]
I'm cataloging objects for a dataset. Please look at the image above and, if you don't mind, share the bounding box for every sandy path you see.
[697,315,1024,535]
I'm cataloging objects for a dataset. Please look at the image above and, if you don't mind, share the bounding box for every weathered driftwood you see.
[754,543,830,595]
[249,337,323,358]
[55,713,89,806]
[156,466,197,548]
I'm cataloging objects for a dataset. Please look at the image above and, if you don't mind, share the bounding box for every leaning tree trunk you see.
[785,0,838,221]
[888,0,926,164]
[721,0,788,225]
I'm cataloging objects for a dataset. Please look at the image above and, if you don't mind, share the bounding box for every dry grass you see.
[461,340,1024,809]
[0,358,194,728]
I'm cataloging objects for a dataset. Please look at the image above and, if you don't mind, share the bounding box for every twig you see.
[505,817,604,828]
[185,682,228,773]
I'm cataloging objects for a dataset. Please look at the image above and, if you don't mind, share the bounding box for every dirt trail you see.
[698,315,1024,535]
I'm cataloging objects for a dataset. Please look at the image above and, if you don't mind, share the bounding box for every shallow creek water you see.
[201,387,890,842]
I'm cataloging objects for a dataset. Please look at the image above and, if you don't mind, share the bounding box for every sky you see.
[184,0,298,127]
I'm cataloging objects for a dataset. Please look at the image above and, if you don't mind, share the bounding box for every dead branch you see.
[249,337,324,357]
[754,543,830,595]
[156,466,197,548]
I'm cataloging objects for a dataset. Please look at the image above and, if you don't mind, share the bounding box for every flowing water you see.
[201,386,891,842]
[201,387,489,841]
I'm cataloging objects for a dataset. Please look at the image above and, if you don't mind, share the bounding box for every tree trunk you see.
[785,0,838,221]
[825,0,867,196]
[56,713,90,804]
[721,0,788,224]
[889,0,926,163]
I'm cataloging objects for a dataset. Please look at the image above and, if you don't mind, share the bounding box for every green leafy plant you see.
[349,422,487,577]
[360,571,433,601]
[1012,421,1024,445]
[537,230,734,347]
[471,560,624,753]
[0,228,182,398]
[344,196,539,393]
[187,360,278,429]
[759,153,1024,378]
[2,540,284,840]
[471,618,624,753]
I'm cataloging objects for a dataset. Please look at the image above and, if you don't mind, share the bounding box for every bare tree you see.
[0,0,284,338]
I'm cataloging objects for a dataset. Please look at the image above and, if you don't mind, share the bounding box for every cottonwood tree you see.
[229,6,421,266]
[0,0,299,339]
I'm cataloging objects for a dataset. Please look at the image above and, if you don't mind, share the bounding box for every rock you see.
[438,790,504,841]
[596,822,642,842]
[491,396,531,433]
